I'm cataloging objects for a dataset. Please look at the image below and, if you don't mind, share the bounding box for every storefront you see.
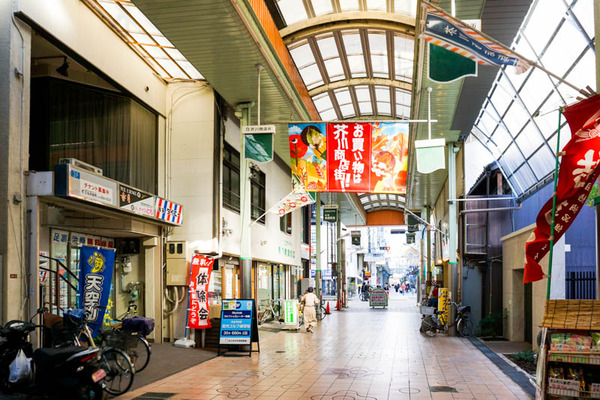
[27,163,183,342]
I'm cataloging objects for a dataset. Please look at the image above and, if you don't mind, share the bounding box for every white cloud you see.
[289,125,302,135]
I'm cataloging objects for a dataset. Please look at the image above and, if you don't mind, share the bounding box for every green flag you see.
[245,133,273,163]
[428,43,477,83]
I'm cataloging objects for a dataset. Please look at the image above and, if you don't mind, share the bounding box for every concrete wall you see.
[501,224,561,349]
[166,82,216,255]
[0,7,32,322]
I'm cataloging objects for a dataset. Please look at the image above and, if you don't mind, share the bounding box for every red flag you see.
[524,95,600,283]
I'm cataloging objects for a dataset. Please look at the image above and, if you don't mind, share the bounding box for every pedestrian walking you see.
[300,287,319,333]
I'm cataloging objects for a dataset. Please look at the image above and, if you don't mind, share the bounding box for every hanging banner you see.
[327,123,371,192]
[189,254,214,329]
[79,246,116,337]
[288,123,327,191]
[370,122,409,193]
[270,185,315,216]
[524,95,600,283]
[288,122,408,194]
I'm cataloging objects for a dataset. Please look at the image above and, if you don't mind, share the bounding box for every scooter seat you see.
[33,346,87,370]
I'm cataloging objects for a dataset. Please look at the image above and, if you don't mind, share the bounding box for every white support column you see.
[448,143,458,336]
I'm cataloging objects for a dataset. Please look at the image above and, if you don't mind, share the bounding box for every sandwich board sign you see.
[218,299,260,356]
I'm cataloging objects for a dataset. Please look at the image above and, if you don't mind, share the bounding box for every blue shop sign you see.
[219,300,254,345]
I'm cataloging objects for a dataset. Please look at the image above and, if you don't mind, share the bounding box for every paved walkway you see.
[121,293,531,400]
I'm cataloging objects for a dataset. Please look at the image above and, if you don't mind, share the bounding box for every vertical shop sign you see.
[79,246,115,337]
[438,288,450,326]
[327,123,371,192]
[188,254,213,329]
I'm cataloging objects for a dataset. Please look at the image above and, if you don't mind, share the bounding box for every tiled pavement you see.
[120,293,532,400]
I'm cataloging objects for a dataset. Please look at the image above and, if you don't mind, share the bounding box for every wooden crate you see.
[541,300,600,330]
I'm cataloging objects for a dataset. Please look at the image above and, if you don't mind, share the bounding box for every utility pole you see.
[238,103,253,298]
[315,192,322,304]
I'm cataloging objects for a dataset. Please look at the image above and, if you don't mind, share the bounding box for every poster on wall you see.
[288,122,409,194]
[78,246,116,337]
[188,254,214,329]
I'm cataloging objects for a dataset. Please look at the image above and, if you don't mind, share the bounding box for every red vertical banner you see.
[327,123,371,192]
[188,254,214,329]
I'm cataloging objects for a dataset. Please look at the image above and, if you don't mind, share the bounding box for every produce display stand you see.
[536,300,600,399]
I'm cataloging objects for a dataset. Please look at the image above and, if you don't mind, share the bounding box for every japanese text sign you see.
[289,122,408,194]
[327,123,371,192]
[219,299,254,345]
[79,246,115,337]
[188,254,213,329]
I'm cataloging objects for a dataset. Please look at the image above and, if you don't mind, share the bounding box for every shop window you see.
[251,168,266,224]
[29,78,157,193]
[280,212,292,234]
[223,142,240,212]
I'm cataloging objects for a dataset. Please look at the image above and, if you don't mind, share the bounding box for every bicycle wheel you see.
[457,318,474,337]
[421,316,437,337]
[129,336,151,372]
[316,306,326,321]
[99,348,134,395]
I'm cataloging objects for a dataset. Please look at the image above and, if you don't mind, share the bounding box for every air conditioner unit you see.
[59,158,103,175]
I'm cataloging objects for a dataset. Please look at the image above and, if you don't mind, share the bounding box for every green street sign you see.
[323,205,338,223]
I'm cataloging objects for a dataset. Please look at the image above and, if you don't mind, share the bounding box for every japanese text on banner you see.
[327,123,371,192]
[189,254,213,329]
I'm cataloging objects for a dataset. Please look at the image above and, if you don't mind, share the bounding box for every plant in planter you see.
[479,309,507,338]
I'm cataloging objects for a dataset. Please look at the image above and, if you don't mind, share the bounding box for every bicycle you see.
[316,298,327,321]
[104,303,152,372]
[421,301,474,337]
[258,299,282,325]
[50,309,135,396]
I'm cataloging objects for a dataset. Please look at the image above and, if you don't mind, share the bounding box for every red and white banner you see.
[524,95,600,283]
[188,254,213,329]
[271,186,315,216]
[327,123,372,192]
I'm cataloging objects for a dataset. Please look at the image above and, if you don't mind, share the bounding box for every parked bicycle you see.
[316,297,327,321]
[49,309,135,396]
[104,303,153,372]
[258,299,282,325]
[421,301,474,337]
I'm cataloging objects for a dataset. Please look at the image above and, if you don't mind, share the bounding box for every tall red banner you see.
[327,123,372,192]
[188,254,214,329]
[524,95,600,283]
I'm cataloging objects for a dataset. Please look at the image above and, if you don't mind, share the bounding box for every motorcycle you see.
[0,307,106,399]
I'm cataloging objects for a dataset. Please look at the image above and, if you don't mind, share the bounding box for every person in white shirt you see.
[301,287,320,333]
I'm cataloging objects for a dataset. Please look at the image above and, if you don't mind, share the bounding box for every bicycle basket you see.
[457,305,471,315]
[102,330,140,350]
[420,306,435,315]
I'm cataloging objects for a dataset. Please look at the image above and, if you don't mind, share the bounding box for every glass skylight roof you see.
[84,0,204,81]
[278,0,416,121]
[358,194,406,211]
[468,0,594,197]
